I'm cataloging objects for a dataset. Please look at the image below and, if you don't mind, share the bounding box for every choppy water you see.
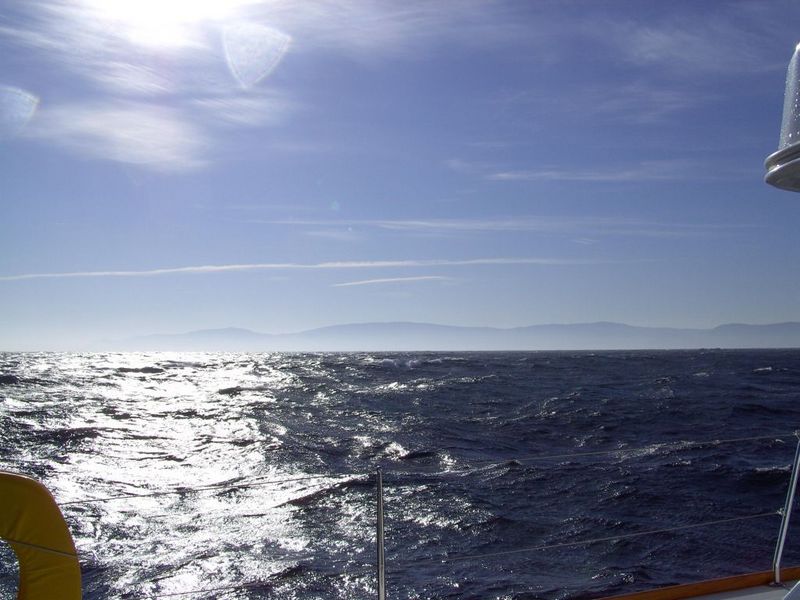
[1,350,800,599]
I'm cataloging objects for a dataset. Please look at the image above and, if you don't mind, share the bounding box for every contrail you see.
[0,257,613,282]
[333,275,453,287]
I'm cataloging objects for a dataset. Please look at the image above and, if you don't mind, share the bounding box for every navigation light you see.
[765,43,800,192]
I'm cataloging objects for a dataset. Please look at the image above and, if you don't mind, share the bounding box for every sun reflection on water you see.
[0,352,379,598]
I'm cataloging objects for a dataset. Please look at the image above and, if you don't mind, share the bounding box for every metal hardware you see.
[773,431,800,583]
[376,467,386,600]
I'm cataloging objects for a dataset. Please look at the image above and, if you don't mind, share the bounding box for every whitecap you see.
[384,441,407,459]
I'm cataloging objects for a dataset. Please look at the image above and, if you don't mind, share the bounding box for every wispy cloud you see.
[304,229,363,242]
[0,257,615,282]
[443,157,498,175]
[0,1,527,92]
[488,160,703,183]
[333,275,453,287]
[23,102,208,172]
[567,1,795,77]
[258,216,752,239]
[4,0,786,172]
[0,8,219,95]
[242,1,530,61]
[593,83,711,124]
[0,1,296,170]
[91,61,174,96]
[447,151,754,185]
[497,82,713,126]
[603,15,781,75]
[192,93,294,128]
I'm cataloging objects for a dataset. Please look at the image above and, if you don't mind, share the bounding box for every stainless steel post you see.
[773,432,800,583]
[377,467,386,600]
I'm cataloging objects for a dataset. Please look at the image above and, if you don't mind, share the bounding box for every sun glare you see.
[81,0,249,48]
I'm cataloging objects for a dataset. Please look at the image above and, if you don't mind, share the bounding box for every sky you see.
[1,0,800,350]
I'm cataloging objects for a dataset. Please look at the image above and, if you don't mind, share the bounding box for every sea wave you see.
[0,350,799,599]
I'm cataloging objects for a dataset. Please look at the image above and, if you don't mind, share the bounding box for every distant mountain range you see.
[91,321,800,351]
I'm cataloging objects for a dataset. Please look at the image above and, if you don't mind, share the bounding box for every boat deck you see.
[601,569,800,600]
[696,582,794,600]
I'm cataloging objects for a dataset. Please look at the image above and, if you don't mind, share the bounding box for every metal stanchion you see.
[376,467,386,600]
[773,432,800,583]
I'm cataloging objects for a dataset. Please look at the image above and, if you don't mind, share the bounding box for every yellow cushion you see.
[0,472,81,600]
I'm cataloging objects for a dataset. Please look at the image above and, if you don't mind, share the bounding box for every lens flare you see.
[223,23,291,89]
[0,86,38,140]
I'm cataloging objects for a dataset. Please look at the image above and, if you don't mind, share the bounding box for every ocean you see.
[1,350,800,599]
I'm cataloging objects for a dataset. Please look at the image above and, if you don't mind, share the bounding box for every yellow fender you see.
[0,472,82,599]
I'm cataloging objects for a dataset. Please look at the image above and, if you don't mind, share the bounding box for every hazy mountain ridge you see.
[92,321,800,351]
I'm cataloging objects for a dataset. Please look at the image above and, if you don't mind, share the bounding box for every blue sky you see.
[1,0,800,349]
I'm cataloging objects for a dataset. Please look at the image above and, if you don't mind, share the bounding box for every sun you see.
[81,0,249,48]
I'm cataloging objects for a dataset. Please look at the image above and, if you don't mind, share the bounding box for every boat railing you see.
[774,432,800,584]
[3,431,800,599]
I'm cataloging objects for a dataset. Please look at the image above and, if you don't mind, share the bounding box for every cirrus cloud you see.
[333,275,454,287]
[0,256,624,282]
[23,102,209,171]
